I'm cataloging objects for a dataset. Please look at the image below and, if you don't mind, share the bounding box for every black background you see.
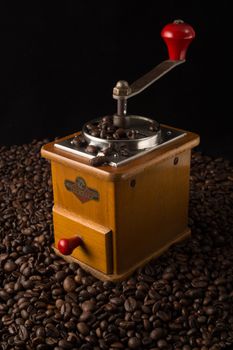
[0,1,232,159]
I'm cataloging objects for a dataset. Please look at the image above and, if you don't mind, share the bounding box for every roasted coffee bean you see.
[119,321,136,330]
[63,276,76,292]
[156,310,171,322]
[124,297,137,312]
[58,339,73,349]
[191,278,208,288]
[85,145,99,155]
[112,132,120,140]
[107,125,116,133]
[204,306,216,316]
[102,115,113,123]
[72,136,86,147]
[90,129,101,138]
[79,311,92,321]
[81,300,96,312]
[55,270,66,282]
[90,156,107,167]
[128,337,141,349]
[149,122,159,132]
[157,339,168,348]
[127,129,137,139]
[115,128,126,138]
[102,146,113,156]
[77,322,90,336]
[3,260,17,272]
[85,123,95,131]
[18,325,28,340]
[150,328,165,340]
[36,326,46,338]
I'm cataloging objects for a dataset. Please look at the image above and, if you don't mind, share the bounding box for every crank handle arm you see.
[113,20,195,101]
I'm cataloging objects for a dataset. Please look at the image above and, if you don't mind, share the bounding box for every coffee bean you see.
[77,322,90,336]
[90,129,100,138]
[46,337,58,346]
[191,279,208,288]
[3,260,17,272]
[128,337,141,349]
[127,129,137,139]
[157,339,168,348]
[197,315,207,324]
[107,125,116,133]
[85,145,99,155]
[58,339,73,349]
[149,125,156,132]
[204,306,216,316]
[90,156,107,167]
[71,136,86,147]
[36,327,46,338]
[81,300,96,312]
[150,328,165,340]
[115,128,126,138]
[162,272,175,280]
[124,297,137,312]
[102,115,113,124]
[85,123,95,131]
[63,276,76,292]
[156,310,171,322]
[102,146,113,156]
[119,321,136,330]
[110,297,124,306]
[55,271,66,282]
[18,325,28,341]
[112,132,120,140]
[79,311,92,322]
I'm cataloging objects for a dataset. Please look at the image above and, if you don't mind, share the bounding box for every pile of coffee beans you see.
[1,140,233,350]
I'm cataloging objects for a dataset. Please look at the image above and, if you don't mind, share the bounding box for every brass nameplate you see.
[64,177,99,203]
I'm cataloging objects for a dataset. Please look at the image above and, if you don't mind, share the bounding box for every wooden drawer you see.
[53,206,113,274]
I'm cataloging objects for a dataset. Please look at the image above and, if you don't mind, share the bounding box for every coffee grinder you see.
[41,20,199,281]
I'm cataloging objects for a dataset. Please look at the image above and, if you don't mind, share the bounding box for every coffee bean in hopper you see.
[115,128,126,138]
[85,144,98,155]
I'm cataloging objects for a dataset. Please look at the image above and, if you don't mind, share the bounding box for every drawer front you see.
[53,206,113,274]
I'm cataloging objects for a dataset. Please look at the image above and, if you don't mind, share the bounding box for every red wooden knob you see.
[161,20,195,61]
[58,236,83,255]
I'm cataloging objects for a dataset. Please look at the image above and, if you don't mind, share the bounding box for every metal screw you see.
[130,179,136,188]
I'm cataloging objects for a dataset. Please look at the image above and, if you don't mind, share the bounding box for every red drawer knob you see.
[161,20,195,61]
[58,236,83,255]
